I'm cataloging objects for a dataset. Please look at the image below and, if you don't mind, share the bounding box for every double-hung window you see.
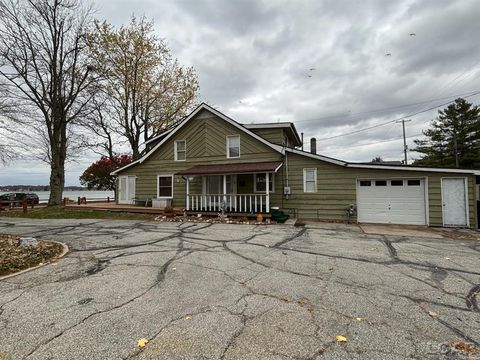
[227,135,240,158]
[174,140,186,161]
[254,173,274,192]
[158,175,173,198]
[303,168,317,193]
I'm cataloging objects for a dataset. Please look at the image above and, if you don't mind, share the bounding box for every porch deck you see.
[64,202,271,218]
[65,202,167,214]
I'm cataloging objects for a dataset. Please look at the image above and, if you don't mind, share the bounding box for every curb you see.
[0,241,69,281]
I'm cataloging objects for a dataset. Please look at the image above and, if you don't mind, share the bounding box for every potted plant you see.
[164,206,175,218]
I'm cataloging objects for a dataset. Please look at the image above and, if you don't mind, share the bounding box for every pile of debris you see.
[0,234,63,276]
[154,214,274,225]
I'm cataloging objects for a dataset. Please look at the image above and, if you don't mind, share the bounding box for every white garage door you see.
[357,178,427,225]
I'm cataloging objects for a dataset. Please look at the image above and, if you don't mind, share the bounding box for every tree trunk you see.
[454,133,459,168]
[132,146,140,160]
[48,111,67,206]
[48,154,65,206]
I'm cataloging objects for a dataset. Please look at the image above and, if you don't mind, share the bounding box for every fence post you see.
[107,196,110,203]
[77,197,81,205]
[22,198,27,214]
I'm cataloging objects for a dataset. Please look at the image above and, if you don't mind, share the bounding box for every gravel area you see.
[0,234,63,277]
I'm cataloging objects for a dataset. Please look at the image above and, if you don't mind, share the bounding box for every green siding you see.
[118,109,282,208]
[117,108,477,228]
[280,153,477,227]
[249,128,285,146]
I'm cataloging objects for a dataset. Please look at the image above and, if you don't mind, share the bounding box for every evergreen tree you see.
[413,98,480,168]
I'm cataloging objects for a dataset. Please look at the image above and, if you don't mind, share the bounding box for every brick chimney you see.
[310,137,317,154]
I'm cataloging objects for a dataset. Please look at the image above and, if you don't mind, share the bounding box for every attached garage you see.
[356,178,427,225]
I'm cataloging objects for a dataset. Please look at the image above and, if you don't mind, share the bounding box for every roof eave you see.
[346,163,479,174]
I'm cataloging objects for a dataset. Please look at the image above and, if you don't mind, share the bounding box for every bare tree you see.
[86,17,199,160]
[0,0,97,205]
[0,97,18,165]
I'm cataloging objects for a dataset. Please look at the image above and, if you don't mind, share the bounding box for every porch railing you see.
[187,193,269,213]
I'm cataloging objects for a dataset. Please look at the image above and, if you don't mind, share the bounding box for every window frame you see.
[157,174,174,199]
[226,135,241,159]
[391,180,404,186]
[303,168,317,193]
[174,140,186,161]
[254,173,275,193]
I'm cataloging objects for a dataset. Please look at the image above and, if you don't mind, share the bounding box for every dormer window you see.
[227,135,240,158]
[174,140,186,161]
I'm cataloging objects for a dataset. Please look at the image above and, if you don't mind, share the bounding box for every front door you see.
[442,178,468,227]
[226,175,237,194]
[119,176,136,204]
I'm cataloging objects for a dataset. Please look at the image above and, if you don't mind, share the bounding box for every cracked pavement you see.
[0,218,479,359]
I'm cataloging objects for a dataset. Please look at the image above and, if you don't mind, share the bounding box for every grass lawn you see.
[0,206,157,221]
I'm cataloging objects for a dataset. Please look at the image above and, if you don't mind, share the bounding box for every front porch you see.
[178,161,283,214]
[187,193,269,213]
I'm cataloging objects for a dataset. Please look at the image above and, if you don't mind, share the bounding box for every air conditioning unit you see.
[152,198,172,208]
[283,186,291,195]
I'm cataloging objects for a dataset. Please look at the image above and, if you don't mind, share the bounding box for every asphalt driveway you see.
[0,219,479,360]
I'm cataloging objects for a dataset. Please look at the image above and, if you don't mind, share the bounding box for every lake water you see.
[33,190,114,202]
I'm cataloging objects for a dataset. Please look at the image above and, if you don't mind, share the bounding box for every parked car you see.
[0,193,15,201]
[25,193,40,205]
[0,192,39,204]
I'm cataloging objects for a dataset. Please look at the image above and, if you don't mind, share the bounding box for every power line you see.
[294,90,480,125]
[325,132,424,150]
[314,90,480,142]
[431,59,480,99]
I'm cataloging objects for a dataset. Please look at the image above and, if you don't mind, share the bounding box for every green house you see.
[112,103,479,228]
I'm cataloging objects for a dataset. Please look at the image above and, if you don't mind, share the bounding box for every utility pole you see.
[453,131,459,168]
[396,119,411,165]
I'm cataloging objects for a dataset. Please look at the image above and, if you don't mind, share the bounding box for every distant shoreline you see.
[0,186,88,191]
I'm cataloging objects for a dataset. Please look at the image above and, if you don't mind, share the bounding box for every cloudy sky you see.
[2,0,480,186]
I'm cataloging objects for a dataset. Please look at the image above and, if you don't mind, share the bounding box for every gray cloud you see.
[2,0,480,185]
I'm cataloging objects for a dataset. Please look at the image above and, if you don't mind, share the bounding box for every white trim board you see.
[244,122,294,129]
[348,163,479,174]
[111,103,480,177]
[303,168,318,193]
[112,103,284,175]
[174,139,186,161]
[226,134,241,159]
[254,173,275,193]
[244,122,302,145]
[286,148,480,175]
[144,128,175,145]
[286,148,347,166]
[157,174,174,199]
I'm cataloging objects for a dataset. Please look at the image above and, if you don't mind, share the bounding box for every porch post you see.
[265,172,270,213]
[186,177,190,210]
[223,174,227,209]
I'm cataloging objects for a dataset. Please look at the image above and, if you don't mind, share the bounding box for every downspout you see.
[285,150,289,201]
